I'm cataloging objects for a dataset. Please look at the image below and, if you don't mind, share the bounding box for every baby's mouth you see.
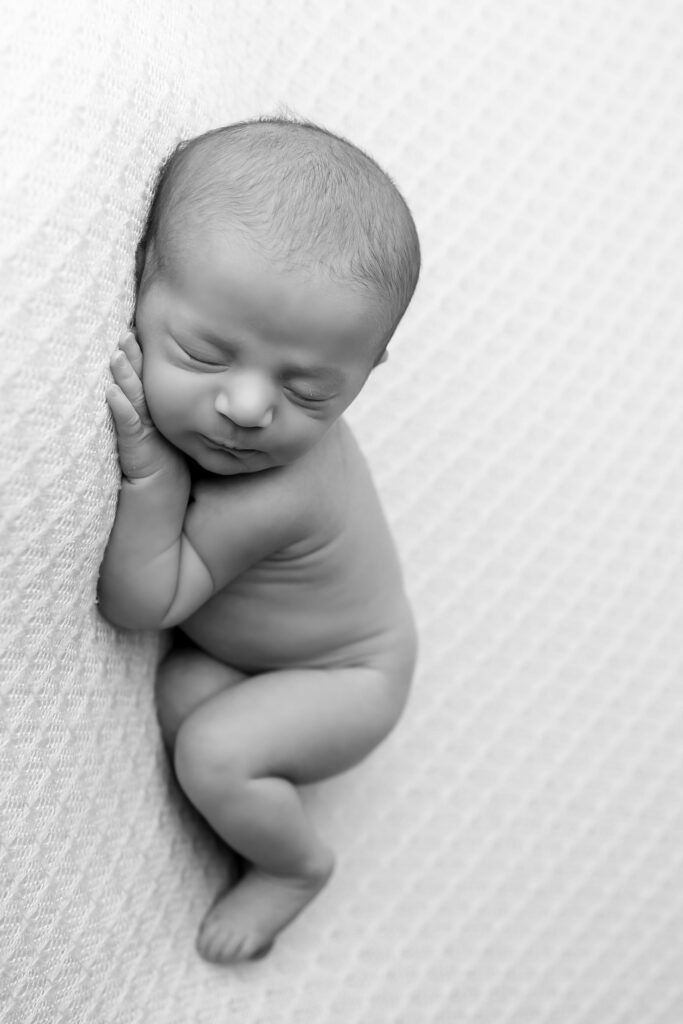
[203,436,261,456]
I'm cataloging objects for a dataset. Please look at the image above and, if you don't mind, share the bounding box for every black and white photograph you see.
[2,1,682,1021]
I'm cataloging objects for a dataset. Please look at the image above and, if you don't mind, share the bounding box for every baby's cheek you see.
[142,362,181,430]
[276,413,329,462]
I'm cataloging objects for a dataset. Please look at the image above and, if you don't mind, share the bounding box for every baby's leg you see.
[173,662,409,963]
[155,637,247,751]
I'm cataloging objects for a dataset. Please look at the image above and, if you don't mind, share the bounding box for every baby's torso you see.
[180,420,412,672]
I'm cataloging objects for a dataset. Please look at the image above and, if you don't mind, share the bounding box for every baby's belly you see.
[180,576,406,673]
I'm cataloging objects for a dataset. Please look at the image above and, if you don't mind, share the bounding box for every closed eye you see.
[178,345,227,368]
[188,353,225,367]
[171,334,231,367]
[284,385,330,404]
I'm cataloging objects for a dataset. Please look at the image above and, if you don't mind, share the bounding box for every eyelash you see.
[183,351,328,404]
[284,387,328,405]
[182,348,225,368]
[187,350,224,366]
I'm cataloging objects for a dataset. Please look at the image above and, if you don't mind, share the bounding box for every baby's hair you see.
[136,115,420,344]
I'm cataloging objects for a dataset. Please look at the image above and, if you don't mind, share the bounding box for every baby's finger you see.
[119,330,143,378]
[105,382,142,435]
[109,349,150,422]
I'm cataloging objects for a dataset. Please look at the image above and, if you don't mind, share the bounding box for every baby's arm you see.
[97,332,213,630]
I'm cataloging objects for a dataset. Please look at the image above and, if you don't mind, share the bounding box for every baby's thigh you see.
[155,636,247,750]
[176,661,410,786]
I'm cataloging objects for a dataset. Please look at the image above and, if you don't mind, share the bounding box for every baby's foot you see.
[196,854,334,964]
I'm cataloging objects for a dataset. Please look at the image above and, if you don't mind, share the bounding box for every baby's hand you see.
[106,331,184,482]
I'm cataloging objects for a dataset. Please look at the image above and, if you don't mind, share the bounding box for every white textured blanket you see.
[2,1,683,1021]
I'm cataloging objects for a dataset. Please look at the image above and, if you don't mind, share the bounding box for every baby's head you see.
[137,117,420,354]
[133,117,421,474]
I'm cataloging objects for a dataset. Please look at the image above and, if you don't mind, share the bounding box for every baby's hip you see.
[181,598,417,675]
[179,599,418,690]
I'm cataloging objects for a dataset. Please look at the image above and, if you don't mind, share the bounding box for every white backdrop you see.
[2,1,683,1021]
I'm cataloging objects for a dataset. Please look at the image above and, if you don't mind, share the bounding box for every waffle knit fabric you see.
[2,2,683,1021]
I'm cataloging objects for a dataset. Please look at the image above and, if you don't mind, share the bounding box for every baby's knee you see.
[173,707,247,803]
[156,648,247,749]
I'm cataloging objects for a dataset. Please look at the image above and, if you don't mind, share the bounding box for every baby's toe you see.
[197,922,236,963]
[197,915,254,964]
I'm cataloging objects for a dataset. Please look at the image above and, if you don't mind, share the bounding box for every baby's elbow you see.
[96,599,137,631]
[99,605,163,631]
[96,584,162,631]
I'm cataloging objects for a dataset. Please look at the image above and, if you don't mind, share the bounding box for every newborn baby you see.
[98,117,420,964]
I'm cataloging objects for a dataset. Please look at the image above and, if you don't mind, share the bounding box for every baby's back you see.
[180,420,412,673]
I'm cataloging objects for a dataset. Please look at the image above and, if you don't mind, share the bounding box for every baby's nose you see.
[214,371,275,428]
